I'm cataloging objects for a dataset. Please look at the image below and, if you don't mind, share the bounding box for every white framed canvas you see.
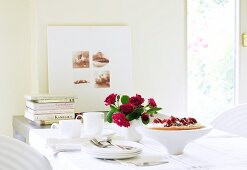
[47,26,133,112]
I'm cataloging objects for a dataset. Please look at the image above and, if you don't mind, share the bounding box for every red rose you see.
[148,98,157,107]
[119,103,134,115]
[112,112,130,127]
[104,93,117,106]
[129,94,144,106]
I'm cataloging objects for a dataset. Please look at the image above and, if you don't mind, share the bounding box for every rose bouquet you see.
[104,93,162,127]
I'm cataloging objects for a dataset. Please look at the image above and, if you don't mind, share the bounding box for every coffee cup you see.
[76,112,104,137]
[51,119,82,138]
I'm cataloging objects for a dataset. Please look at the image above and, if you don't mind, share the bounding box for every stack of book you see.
[24,94,77,125]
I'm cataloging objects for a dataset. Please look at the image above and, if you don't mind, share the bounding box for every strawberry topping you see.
[153,116,198,127]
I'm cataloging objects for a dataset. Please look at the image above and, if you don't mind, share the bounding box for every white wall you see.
[0,0,186,136]
[0,0,31,135]
[32,0,187,115]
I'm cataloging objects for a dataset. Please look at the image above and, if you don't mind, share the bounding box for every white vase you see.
[124,119,142,142]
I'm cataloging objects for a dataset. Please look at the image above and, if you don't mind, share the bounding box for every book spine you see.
[25,111,75,121]
[32,98,75,103]
[26,101,75,110]
[25,95,77,100]
[26,107,75,114]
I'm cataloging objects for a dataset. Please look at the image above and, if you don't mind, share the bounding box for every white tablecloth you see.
[29,128,247,170]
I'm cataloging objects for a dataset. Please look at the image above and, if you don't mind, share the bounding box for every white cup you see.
[51,119,82,138]
[76,112,104,137]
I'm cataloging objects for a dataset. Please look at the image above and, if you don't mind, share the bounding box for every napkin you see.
[45,144,81,156]
[49,136,117,156]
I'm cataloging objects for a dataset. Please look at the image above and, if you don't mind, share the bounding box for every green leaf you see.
[121,95,129,104]
[106,105,119,123]
[106,110,114,123]
[110,105,119,112]
[134,107,145,115]
[146,107,162,114]
[126,107,144,121]
[126,113,135,121]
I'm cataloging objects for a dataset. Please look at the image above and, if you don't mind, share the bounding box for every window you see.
[187,0,237,122]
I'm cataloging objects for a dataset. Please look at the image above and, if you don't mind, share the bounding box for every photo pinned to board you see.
[73,69,91,86]
[92,51,109,68]
[72,51,90,68]
[94,70,110,88]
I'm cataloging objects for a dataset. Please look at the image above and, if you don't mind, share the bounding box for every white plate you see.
[88,152,141,159]
[84,150,142,156]
[86,150,142,156]
[81,140,142,154]
[83,151,142,159]
[81,150,142,157]
[81,140,143,159]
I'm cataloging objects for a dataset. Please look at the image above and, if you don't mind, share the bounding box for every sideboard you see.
[12,116,50,143]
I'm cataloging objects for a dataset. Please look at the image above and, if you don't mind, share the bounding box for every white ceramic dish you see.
[137,125,212,155]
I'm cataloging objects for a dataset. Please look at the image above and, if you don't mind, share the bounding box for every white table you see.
[29,128,247,170]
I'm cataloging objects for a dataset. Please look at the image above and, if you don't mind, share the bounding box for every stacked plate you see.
[81,140,142,159]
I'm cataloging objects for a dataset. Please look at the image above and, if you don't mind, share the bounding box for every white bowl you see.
[137,125,212,155]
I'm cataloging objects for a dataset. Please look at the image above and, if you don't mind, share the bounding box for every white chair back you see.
[0,135,52,170]
[211,103,247,137]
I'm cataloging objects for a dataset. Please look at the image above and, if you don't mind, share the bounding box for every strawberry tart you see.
[147,116,204,130]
